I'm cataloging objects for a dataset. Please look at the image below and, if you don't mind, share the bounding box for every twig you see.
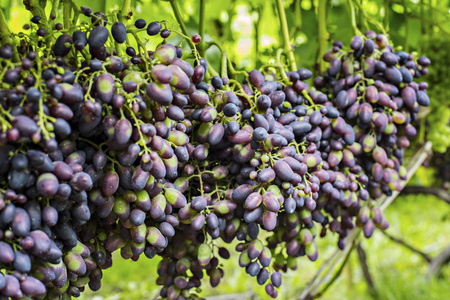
[356,243,379,299]
[427,245,450,278]
[206,291,256,300]
[299,230,360,299]
[401,186,450,205]
[380,230,432,263]
[313,240,356,298]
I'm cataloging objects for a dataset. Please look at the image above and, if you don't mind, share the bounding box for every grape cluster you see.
[0,5,431,299]
[422,36,450,153]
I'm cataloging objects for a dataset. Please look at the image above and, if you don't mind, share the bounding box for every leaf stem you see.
[275,0,297,72]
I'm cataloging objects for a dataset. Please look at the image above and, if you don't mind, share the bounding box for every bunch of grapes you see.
[0,4,431,299]
[422,36,450,153]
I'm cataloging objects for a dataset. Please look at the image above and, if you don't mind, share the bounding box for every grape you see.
[1,275,20,297]
[111,22,127,43]
[88,26,109,49]
[161,29,171,38]
[102,171,120,195]
[135,19,146,29]
[73,30,87,50]
[191,34,201,44]
[11,208,31,236]
[147,21,162,36]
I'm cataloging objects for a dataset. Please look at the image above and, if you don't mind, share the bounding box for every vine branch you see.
[427,246,450,278]
[401,186,450,204]
[356,243,379,299]
[380,230,432,263]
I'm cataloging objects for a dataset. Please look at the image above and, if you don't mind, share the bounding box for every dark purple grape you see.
[416,90,430,106]
[1,275,20,297]
[350,36,363,50]
[147,21,162,36]
[111,22,127,43]
[246,261,260,276]
[88,26,109,49]
[13,250,31,273]
[271,271,282,287]
[53,34,72,57]
[102,171,119,196]
[20,275,46,297]
[161,29,171,38]
[134,19,146,29]
[273,160,295,181]
[298,68,313,80]
[381,52,399,66]
[73,30,87,50]
[146,82,173,105]
[70,172,93,191]
[328,58,341,77]
[11,208,31,236]
[384,67,403,85]
[36,173,59,197]
[42,206,58,227]
[0,241,14,264]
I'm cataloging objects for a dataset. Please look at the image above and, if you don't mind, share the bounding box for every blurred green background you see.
[2,0,449,299]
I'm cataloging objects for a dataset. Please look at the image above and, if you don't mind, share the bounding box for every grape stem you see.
[347,0,363,36]
[169,0,190,38]
[275,0,297,72]
[317,0,329,73]
[199,0,206,57]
